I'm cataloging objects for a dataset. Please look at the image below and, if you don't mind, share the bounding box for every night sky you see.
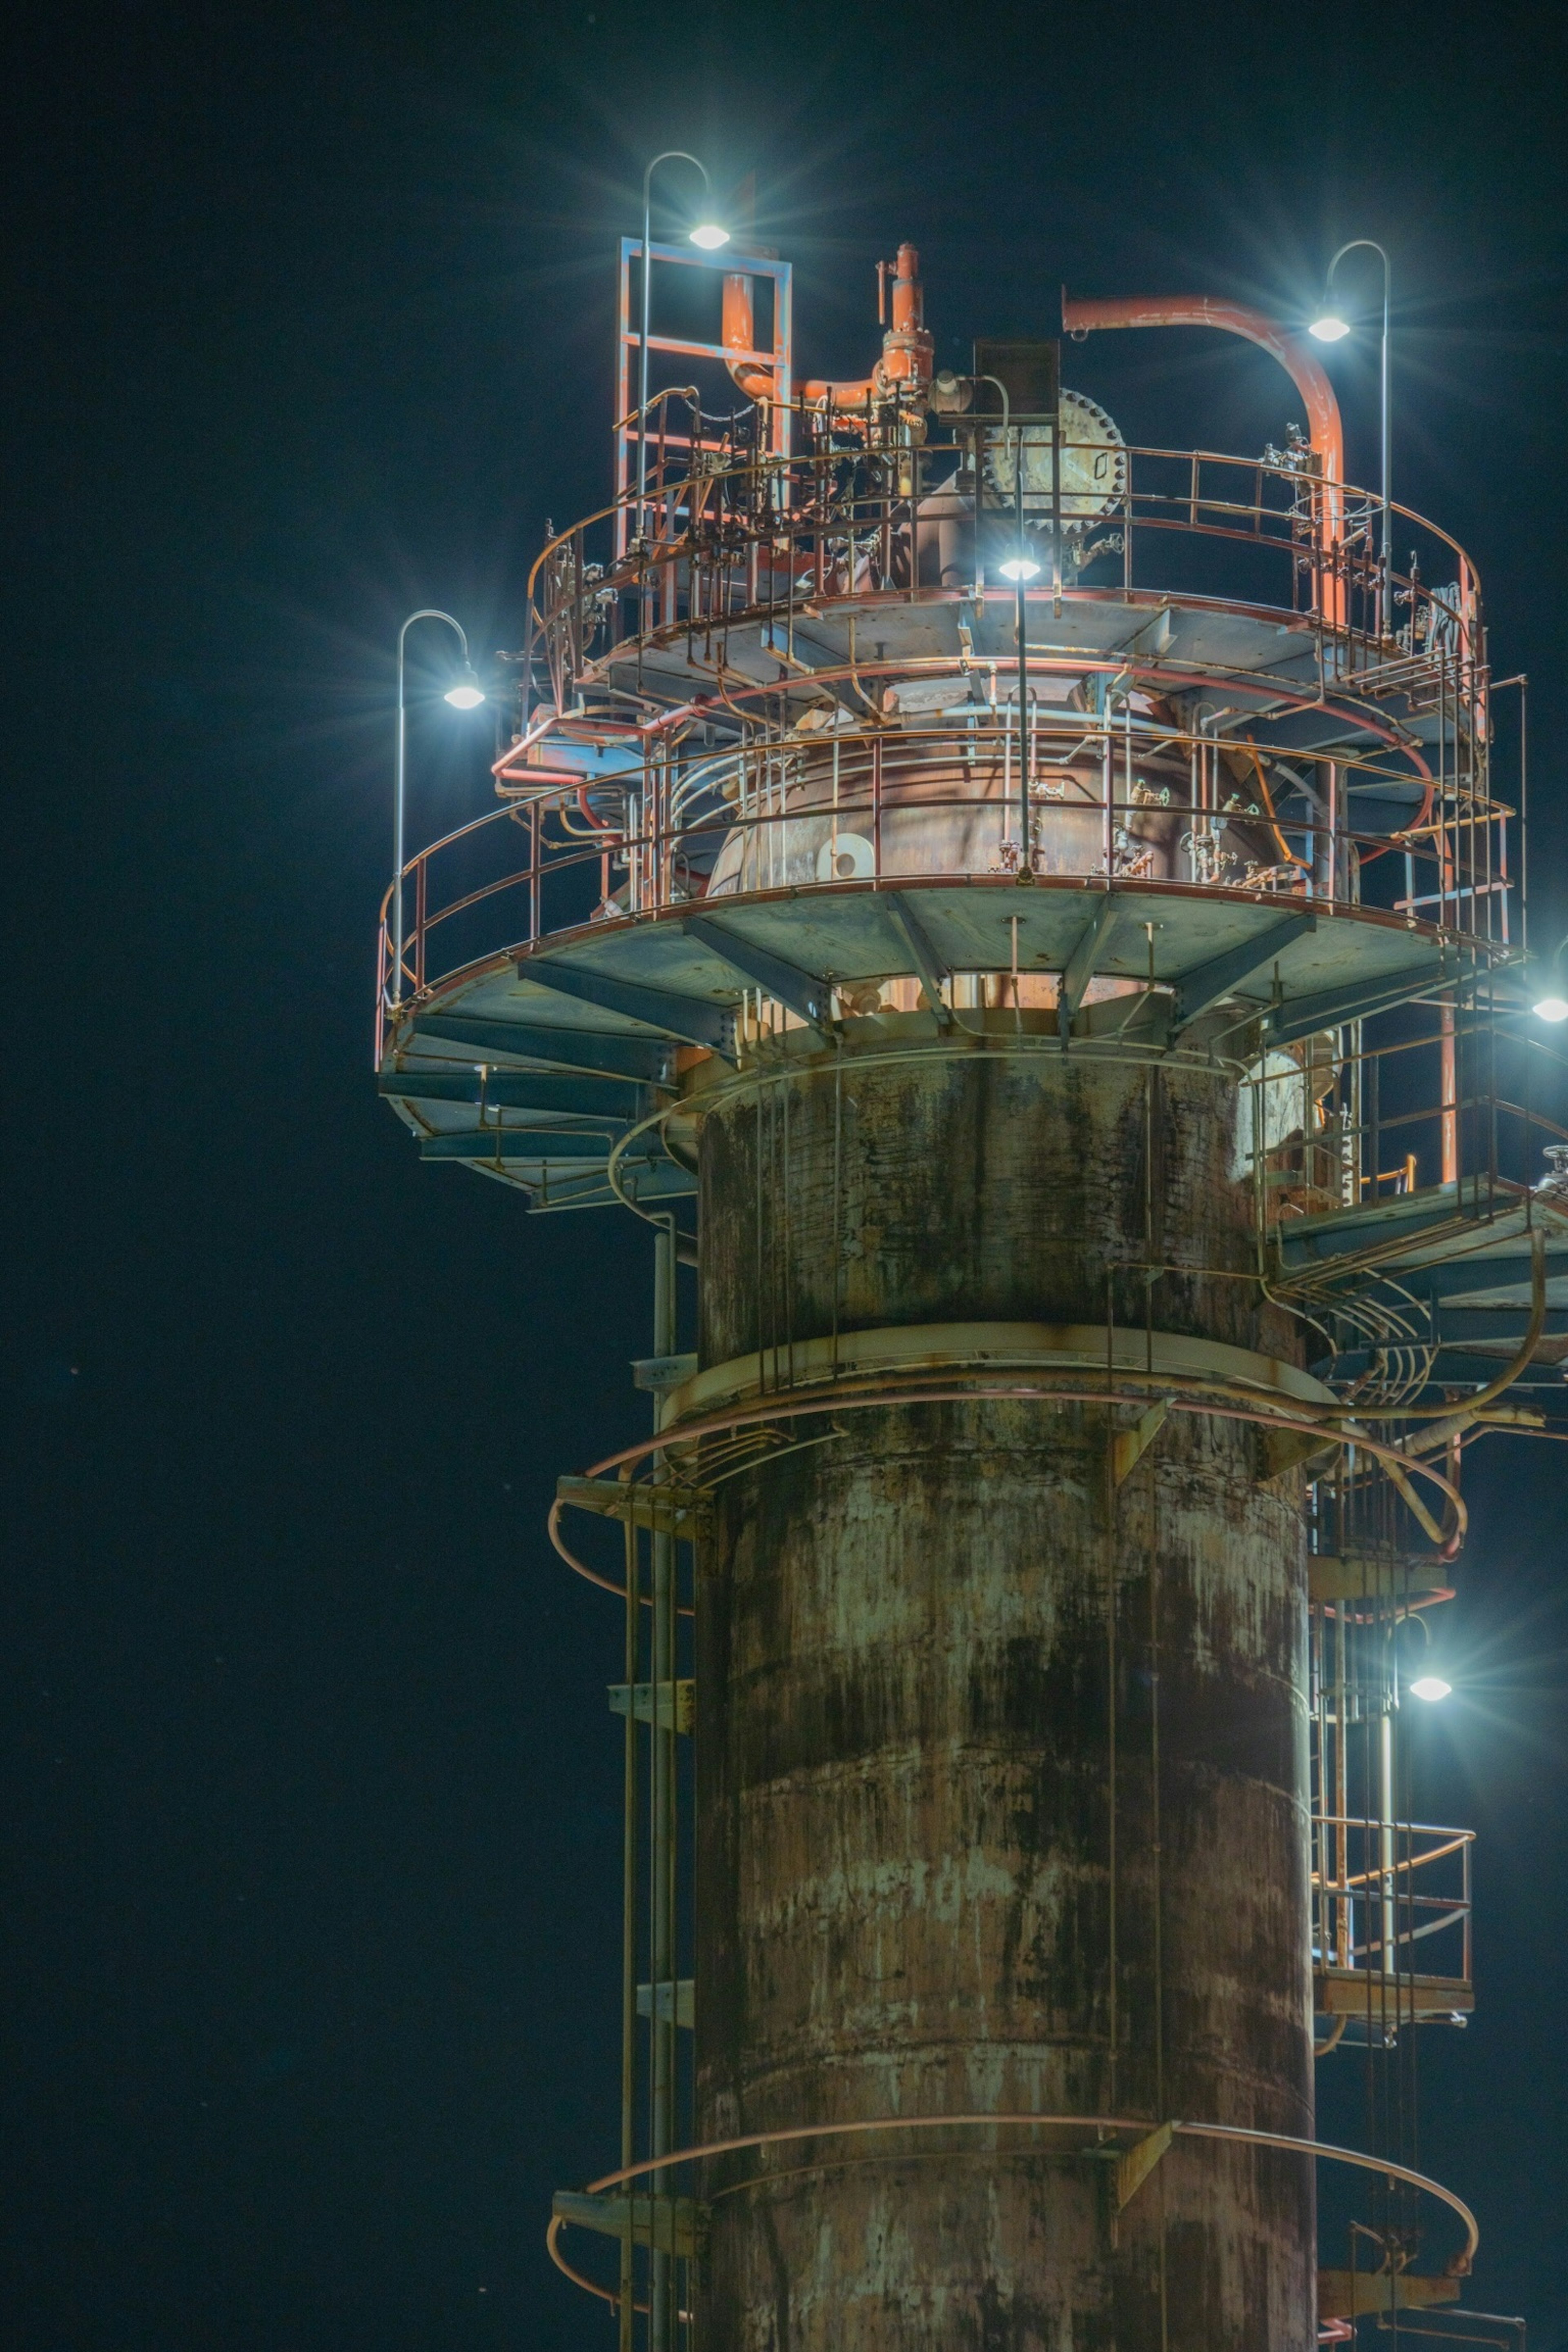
[5,4,1568,2346]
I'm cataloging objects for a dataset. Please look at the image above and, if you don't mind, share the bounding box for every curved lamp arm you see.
[392,610,471,1009]
[638,152,713,540]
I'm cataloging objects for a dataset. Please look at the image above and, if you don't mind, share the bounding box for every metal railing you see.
[521,440,1483,712]
[1312,1813,1474,1985]
[380,729,1506,1012]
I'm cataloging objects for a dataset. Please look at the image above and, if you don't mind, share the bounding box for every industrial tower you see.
[376,236,1562,2350]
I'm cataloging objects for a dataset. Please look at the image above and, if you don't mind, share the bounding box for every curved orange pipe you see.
[1062,294,1346,626]
[1061,294,1343,486]
[724,243,929,416]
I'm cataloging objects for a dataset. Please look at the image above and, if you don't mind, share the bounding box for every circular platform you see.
[379,871,1463,1209]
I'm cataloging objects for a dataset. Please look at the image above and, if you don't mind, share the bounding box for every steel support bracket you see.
[1318,2269,1461,2320]
[1261,958,1443,1049]
[408,1014,673,1082]
[557,1473,708,1540]
[419,1127,627,1161]
[679,914,834,1038]
[1259,1424,1341,1482]
[1116,2121,1175,2212]
[1308,1554,1447,1604]
[519,957,735,1053]
[882,891,954,1026]
[609,1680,695,1735]
[381,1067,648,1120]
[1172,913,1316,1031]
[551,2190,705,2259]
[636,1978,695,2028]
[1112,1399,1168,1486]
[1060,893,1122,1043]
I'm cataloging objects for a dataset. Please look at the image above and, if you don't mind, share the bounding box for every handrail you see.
[377,761,1504,1021]
[545,2109,1479,2281]
[523,439,1478,621]
[1312,1819,1474,1898]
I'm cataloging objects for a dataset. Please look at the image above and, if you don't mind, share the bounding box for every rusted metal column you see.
[693,1018,1314,2352]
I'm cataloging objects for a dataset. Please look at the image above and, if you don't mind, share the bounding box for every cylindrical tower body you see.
[693,1020,1313,2351]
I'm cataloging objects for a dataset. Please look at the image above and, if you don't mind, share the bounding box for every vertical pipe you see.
[637,182,653,549]
[1051,392,1063,618]
[1379,260,1391,644]
[620,1513,639,2352]
[649,1219,679,2352]
[1441,1002,1459,1185]
[1016,432,1030,872]
[1379,1705,1396,1978]
[393,643,407,1005]
[1334,1603,1349,1967]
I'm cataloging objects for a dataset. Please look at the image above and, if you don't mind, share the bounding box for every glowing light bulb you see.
[444,682,486,710]
[1309,312,1351,342]
[689,222,730,251]
[999,555,1042,583]
[1409,1675,1452,1703]
[1533,994,1568,1023]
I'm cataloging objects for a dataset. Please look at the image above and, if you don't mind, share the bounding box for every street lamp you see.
[637,151,728,543]
[1310,240,1392,636]
[973,378,1041,876]
[392,609,484,1008]
[1409,1675,1453,1703]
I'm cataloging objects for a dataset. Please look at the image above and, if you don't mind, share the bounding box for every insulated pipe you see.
[1061,294,1347,625]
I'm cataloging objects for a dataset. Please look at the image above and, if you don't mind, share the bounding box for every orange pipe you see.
[724,241,929,415]
[1061,293,1346,624]
[1061,294,1343,485]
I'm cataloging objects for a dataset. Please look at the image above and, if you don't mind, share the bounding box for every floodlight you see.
[1533,994,1568,1023]
[999,555,1042,583]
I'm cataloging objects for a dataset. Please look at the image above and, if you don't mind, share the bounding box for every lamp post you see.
[986,380,1042,877]
[391,609,484,1009]
[636,152,728,546]
[1310,240,1392,637]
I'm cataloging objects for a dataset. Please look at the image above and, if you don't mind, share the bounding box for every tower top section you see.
[377,238,1536,1388]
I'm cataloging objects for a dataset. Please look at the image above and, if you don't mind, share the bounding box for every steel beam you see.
[1172,912,1316,1031]
[381,1069,644,1118]
[1262,961,1446,1048]
[419,1127,639,1160]
[520,958,733,1051]
[679,914,833,1035]
[409,1014,672,1081]
[882,892,953,1025]
[1060,893,1123,1039]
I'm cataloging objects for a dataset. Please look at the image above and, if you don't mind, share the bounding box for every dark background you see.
[4,2,1567,2346]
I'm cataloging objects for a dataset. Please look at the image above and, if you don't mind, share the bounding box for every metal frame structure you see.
[375,244,1561,2351]
[615,240,792,563]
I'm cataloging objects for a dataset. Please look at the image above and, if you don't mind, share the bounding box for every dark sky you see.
[4,3,1568,2347]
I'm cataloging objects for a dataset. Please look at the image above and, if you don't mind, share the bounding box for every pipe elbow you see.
[726,356,777,404]
[1060,291,1344,488]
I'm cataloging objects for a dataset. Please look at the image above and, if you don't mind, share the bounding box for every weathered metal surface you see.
[693,1020,1313,2350]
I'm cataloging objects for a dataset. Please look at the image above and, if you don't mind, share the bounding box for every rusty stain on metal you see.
[695,1044,1314,2348]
